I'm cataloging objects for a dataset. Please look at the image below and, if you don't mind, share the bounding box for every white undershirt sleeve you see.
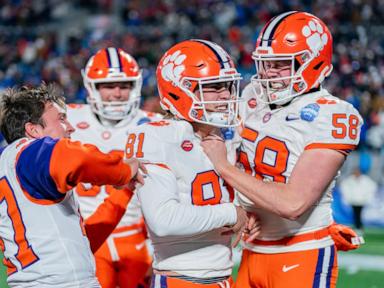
[137,164,237,237]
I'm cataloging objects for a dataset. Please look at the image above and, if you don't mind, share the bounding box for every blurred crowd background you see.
[0,0,383,226]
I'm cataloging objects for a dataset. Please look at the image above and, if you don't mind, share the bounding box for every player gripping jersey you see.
[0,84,144,288]
[201,12,363,288]
[126,40,259,288]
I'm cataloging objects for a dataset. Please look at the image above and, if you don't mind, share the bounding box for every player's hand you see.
[328,223,364,251]
[222,206,248,247]
[243,212,261,243]
[124,158,148,189]
[201,134,230,173]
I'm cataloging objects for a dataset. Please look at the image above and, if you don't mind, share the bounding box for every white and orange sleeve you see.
[16,137,132,201]
[305,100,363,155]
[137,164,237,237]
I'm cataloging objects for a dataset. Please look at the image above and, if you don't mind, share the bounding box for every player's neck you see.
[96,115,121,128]
[192,122,220,139]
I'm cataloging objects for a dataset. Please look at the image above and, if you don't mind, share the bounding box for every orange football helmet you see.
[156,39,242,127]
[82,47,142,121]
[252,11,333,105]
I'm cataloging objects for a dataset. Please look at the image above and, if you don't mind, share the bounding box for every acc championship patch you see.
[300,103,320,122]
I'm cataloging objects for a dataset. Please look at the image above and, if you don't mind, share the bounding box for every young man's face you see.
[38,102,74,139]
[97,82,133,102]
[259,60,292,89]
[194,81,232,112]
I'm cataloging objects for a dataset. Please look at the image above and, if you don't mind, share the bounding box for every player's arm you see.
[17,137,139,201]
[202,103,362,220]
[85,187,133,253]
[138,164,238,237]
[205,145,345,220]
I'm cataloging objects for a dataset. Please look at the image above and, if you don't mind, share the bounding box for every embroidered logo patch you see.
[300,103,320,122]
[181,140,193,152]
[263,112,272,123]
[248,98,257,109]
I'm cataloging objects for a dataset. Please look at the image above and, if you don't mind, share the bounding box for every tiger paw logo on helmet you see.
[161,50,186,86]
[302,20,328,56]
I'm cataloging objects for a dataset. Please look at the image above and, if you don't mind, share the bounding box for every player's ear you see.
[24,122,44,139]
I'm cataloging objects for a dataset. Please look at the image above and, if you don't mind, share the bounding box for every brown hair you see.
[0,82,65,143]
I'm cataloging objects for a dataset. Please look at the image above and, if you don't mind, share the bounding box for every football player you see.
[67,47,161,288]
[0,83,145,287]
[201,11,363,288]
[126,39,260,288]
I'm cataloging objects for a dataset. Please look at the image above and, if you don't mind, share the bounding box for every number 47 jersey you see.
[238,85,363,253]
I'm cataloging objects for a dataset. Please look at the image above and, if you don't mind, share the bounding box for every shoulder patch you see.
[300,103,320,122]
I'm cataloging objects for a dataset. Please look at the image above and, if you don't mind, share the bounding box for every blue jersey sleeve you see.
[16,137,64,201]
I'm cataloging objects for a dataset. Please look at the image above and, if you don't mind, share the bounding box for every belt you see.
[250,226,330,246]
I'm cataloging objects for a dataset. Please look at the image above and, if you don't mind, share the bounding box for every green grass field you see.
[0,258,5,288]
[0,228,383,287]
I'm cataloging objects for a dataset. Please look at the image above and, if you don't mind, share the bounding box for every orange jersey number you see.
[191,170,223,205]
[240,129,289,183]
[238,151,252,175]
[254,137,289,183]
[332,113,359,140]
[0,177,39,275]
[126,133,145,159]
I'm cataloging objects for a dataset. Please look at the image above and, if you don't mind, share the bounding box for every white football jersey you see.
[0,139,99,288]
[238,84,363,253]
[67,104,161,228]
[127,119,240,278]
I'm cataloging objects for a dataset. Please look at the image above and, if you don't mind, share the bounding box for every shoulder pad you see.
[304,96,363,152]
[125,120,190,165]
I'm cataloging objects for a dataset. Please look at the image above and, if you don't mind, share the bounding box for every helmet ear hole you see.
[168,93,180,100]
[313,61,324,70]
[294,59,301,72]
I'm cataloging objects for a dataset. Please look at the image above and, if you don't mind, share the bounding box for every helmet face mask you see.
[252,52,310,105]
[186,74,241,127]
[83,47,142,121]
[157,40,242,127]
[251,11,333,105]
